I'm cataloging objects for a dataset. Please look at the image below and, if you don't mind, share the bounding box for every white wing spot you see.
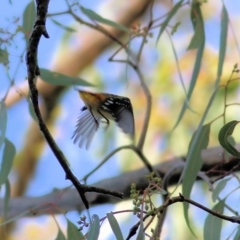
[102,106,109,110]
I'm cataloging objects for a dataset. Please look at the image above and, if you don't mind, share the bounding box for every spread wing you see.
[101,97,135,138]
[72,107,101,149]
[112,106,135,138]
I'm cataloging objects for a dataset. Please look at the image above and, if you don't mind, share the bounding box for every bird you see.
[72,90,135,149]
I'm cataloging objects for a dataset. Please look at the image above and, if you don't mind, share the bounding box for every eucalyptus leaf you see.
[0,139,16,186]
[156,0,183,44]
[0,49,9,65]
[218,121,240,158]
[204,200,225,240]
[212,178,231,202]
[22,0,36,40]
[107,212,124,240]
[67,219,83,240]
[0,101,7,150]
[87,214,100,240]
[55,228,66,240]
[40,68,93,87]
[81,6,129,32]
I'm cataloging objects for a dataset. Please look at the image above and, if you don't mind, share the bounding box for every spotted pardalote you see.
[72,90,135,149]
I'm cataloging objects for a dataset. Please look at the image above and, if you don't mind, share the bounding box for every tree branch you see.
[1,144,240,219]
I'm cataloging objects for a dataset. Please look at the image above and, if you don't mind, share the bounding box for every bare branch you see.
[1,144,240,219]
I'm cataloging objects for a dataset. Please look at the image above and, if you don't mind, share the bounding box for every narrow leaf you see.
[182,123,211,236]
[107,212,124,240]
[3,179,10,218]
[22,0,36,39]
[0,139,16,185]
[233,226,240,240]
[218,121,240,158]
[28,98,37,122]
[55,228,66,240]
[67,219,83,240]
[87,214,100,240]
[172,3,205,130]
[187,3,205,50]
[81,6,129,32]
[156,0,183,44]
[0,49,9,65]
[212,178,231,202]
[51,18,76,33]
[204,200,225,240]
[136,220,145,240]
[214,5,228,88]
[0,101,7,150]
[40,68,93,87]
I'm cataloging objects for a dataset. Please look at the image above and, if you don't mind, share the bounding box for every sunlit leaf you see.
[0,101,7,150]
[156,0,183,44]
[51,18,76,33]
[172,3,205,130]
[0,139,16,185]
[107,212,124,240]
[87,214,100,240]
[204,200,225,240]
[212,178,231,202]
[218,121,240,158]
[81,6,129,32]
[22,0,36,39]
[67,219,83,240]
[182,123,211,236]
[40,68,93,87]
[0,49,9,65]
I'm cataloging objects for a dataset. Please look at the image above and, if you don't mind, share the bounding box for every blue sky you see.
[1,0,240,239]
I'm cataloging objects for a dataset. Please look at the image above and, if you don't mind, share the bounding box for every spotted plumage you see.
[72,90,135,149]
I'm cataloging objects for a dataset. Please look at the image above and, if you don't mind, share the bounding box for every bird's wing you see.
[72,107,101,149]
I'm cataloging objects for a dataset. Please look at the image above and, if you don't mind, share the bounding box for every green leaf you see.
[87,214,100,240]
[107,212,124,240]
[214,5,228,88]
[40,68,93,87]
[55,228,66,240]
[187,3,205,50]
[51,18,76,33]
[0,101,7,150]
[136,220,145,240]
[81,6,129,32]
[0,139,16,186]
[172,3,205,130]
[0,210,30,226]
[156,0,183,44]
[233,226,240,240]
[0,49,9,65]
[28,98,38,122]
[204,200,225,240]
[22,0,36,40]
[3,179,10,218]
[218,121,240,158]
[212,178,231,202]
[67,219,83,240]
[182,123,211,236]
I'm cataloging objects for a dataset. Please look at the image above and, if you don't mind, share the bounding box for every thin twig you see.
[25,0,123,210]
